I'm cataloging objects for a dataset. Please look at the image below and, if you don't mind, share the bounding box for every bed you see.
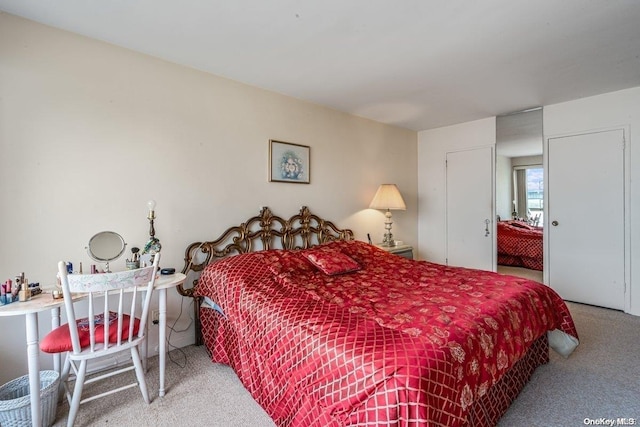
[497,220,544,271]
[178,207,578,427]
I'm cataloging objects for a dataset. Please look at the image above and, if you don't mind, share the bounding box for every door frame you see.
[543,125,630,312]
[444,144,496,271]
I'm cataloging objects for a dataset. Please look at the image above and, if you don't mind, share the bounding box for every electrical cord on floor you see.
[164,246,203,369]
[165,296,195,369]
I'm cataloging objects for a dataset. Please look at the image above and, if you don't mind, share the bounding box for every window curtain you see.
[515,169,527,218]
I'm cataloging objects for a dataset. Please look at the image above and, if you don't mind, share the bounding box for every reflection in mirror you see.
[496,108,544,280]
[513,165,543,225]
[496,108,543,221]
[87,231,126,272]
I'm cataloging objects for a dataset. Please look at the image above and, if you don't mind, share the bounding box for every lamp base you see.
[381,231,397,247]
[380,210,396,247]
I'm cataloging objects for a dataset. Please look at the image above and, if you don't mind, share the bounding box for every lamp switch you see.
[152,310,160,325]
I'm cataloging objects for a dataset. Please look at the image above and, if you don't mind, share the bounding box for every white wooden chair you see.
[531,213,541,227]
[41,254,160,427]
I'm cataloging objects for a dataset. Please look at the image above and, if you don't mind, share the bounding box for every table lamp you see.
[142,199,161,263]
[369,184,406,247]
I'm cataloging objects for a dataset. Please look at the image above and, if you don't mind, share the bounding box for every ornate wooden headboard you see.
[178,206,354,344]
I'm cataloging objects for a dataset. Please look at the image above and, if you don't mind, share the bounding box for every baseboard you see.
[84,334,196,374]
[166,334,195,352]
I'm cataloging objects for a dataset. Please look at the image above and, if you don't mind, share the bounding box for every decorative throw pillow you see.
[302,248,361,276]
[40,311,140,354]
[264,250,315,277]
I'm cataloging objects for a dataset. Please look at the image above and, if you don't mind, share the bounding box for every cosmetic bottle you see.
[19,280,31,302]
[12,276,20,298]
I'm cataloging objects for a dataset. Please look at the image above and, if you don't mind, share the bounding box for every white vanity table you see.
[150,273,186,397]
[0,272,185,427]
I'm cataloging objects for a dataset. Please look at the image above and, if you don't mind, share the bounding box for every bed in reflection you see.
[497,220,543,271]
[179,207,576,427]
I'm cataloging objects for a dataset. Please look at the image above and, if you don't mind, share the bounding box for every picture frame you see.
[269,139,310,184]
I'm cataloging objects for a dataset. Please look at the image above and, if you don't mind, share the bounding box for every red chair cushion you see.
[40,311,140,354]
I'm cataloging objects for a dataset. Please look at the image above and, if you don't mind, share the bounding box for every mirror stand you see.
[86,231,127,273]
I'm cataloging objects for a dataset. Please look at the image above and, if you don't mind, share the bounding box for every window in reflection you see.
[514,166,543,226]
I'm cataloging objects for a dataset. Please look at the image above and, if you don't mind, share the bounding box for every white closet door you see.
[547,129,625,309]
[445,146,494,271]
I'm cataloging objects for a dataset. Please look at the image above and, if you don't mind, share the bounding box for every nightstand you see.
[376,244,414,259]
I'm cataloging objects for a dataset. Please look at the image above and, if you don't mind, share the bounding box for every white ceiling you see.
[1,0,639,131]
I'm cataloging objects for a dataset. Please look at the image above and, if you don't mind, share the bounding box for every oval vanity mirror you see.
[86,231,126,272]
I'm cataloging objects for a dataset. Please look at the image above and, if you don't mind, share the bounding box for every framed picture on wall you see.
[269,140,310,184]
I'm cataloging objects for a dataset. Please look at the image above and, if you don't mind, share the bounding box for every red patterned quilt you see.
[195,240,577,426]
[497,221,544,271]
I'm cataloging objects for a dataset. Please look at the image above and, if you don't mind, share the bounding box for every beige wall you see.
[495,154,512,220]
[511,155,542,167]
[0,13,417,382]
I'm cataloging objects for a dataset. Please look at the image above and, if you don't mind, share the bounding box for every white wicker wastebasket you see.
[0,370,59,427]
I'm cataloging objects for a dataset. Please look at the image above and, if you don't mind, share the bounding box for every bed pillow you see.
[264,250,315,277]
[508,220,534,230]
[302,247,361,276]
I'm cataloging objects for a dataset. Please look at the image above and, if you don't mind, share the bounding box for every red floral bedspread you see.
[497,221,544,271]
[195,240,577,426]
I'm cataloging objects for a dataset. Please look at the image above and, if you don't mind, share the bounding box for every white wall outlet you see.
[151,310,160,324]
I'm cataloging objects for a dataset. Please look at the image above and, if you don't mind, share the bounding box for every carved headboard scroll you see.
[178,206,353,345]
[178,206,353,298]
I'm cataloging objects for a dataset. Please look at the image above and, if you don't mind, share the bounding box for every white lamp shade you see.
[369,184,406,210]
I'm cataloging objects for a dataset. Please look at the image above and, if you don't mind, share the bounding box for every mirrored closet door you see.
[495,108,544,282]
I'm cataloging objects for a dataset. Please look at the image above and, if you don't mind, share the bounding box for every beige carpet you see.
[497,265,543,283]
[51,301,639,426]
[498,301,640,426]
[51,348,275,427]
